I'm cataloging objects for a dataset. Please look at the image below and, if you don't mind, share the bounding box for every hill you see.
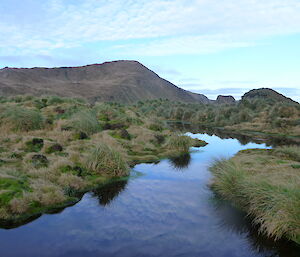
[216,95,235,104]
[242,88,298,104]
[0,60,209,104]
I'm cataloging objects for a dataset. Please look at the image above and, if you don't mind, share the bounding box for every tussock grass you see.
[210,148,300,244]
[57,173,86,191]
[167,135,193,153]
[85,144,129,177]
[1,106,44,131]
[70,110,100,135]
[274,145,300,162]
[0,96,210,223]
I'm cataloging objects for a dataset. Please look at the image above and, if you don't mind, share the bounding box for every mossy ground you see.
[210,147,300,244]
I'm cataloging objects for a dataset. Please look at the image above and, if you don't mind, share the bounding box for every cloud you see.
[149,65,182,77]
[1,0,300,57]
[114,35,255,56]
[0,54,85,68]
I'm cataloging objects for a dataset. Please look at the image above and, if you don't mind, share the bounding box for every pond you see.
[0,133,299,257]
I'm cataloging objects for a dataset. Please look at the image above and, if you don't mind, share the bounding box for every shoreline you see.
[210,147,300,245]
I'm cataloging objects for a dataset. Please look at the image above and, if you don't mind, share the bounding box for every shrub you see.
[85,144,129,176]
[70,110,100,135]
[2,107,44,131]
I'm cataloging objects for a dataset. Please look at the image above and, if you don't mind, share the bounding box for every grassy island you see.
[210,147,300,244]
[0,96,207,225]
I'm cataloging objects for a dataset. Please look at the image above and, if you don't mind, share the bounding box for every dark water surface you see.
[0,134,299,257]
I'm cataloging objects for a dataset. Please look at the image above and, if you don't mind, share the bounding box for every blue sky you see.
[1,0,300,101]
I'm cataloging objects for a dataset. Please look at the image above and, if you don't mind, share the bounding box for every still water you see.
[0,133,299,257]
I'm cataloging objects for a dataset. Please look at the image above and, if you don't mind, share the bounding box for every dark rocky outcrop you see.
[216,95,236,104]
[242,88,298,104]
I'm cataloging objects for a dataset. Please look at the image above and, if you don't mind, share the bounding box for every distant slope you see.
[0,60,209,104]
[216,95,235,104]
[242,88,298,104]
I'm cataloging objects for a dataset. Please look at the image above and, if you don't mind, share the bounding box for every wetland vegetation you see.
[0,95,206,224]
[0,93,299,247]
[210,146,300,244]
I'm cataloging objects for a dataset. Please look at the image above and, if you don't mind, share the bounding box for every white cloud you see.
[114,34,255,56]
[1,0,300,56]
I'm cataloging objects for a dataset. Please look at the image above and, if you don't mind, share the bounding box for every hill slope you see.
[0,60,209,103]
[242,88,298,104]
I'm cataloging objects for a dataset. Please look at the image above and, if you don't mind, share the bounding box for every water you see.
[0,134,299,257]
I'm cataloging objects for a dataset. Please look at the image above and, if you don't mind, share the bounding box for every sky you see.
[0,0,300,101]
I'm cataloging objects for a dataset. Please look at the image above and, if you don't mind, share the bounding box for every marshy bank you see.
[0,96,206,224]
[0,133,299,257]
[210,146,300,245]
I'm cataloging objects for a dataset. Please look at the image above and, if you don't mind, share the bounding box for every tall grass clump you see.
[274,146,300,162]
[167,135,193,153]
[85,144,129,176]
[210,159,248,204]
[70,110,100,135]
[210,152,300,244]
[2,106,44,131]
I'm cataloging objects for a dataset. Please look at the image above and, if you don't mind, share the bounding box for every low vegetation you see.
[210,147,300,244]
[69,110,100,135]
[0,95,206,224]
[85,144,129,176]
[1,93,298,236]
[1,106,44,131]
[166,135,206,153]
[132,97,300,137]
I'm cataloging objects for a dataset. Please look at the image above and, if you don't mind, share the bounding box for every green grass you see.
[85,144,129,177]
[0,170,29,206]
[0,96,211,225]
[210,149,300,244]
[70,110,100,135]
[274,145,300,162]
[109,129,132,140]
[25,138,44,152]
[148,123,164,132]
[2,106,44,131]
[45,144,63,154]
[167,135,193,153]
[291,164,300,169]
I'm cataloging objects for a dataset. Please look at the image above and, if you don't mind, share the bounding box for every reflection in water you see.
[167,122,300,146]
[0,133,299,257]
[92,180,128,206]
[210,194,300,257]
[0,214,42,230]
[168,153,191,170]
